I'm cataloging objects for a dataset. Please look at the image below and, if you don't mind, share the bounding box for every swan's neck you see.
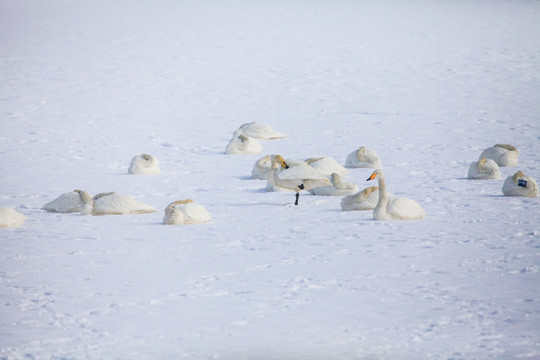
[374,176,389,219]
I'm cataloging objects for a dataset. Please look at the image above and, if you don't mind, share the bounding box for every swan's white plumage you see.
[304,157,348,177]
[239,122,286,140]
[480,144,519,167]
[76,190,158,216]
[128,153,160,174]
[225,129,263,154]
[502,171,538,198]
[345,146,382,168]
[308,173,359,196]
[268,155,330,205]
[367,169,425,220]
[163,199,212,225]
[42,191,85,213]
[340,186,395,211]
[0,207,27,228]
[468,158,501,179]
[251,155,272,180]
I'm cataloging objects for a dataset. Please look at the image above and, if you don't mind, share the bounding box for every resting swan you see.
[128,153,160,174]
[225,129,263,154]
[163,199,212,225]
[502,171,539,198]
[480,144,519,167]
[75,190,158,216]
[366,169,426,220]
[42,191,85,213]
[0,207,27,228]
[268,155,330,205]
[304,157,348,177]
[251,155,272,180]
[468,158,501,180]
[239,122,286,140]
[308,173,359,196]
[340,186,395,211]
[345,146,382,168]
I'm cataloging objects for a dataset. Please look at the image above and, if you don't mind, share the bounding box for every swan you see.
[225,129,263,154]
[42,191,85,213]
[345,146,382,168]
[268,155,331,205]
[340,186,395,211]
[251,155,272,180]
[366,169,426,220]
[468,158,501,180]
[304,157,348,177]
[308,173,359,196]
[75,190,158,216]
[502,171,539,198]
[128,153,160,174]
[0,207,27,228]
[163,199,212,225]
[479,144,519,166]
[239,122,286,140]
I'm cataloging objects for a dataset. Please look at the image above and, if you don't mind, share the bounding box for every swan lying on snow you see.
[366,169,425,220]
[225,129,263,154]
[502,171,538,198]
[268,155,330,205]
[128,153,160,174]
[479,144,519,166]
[239,122,286,140]
[340,186,395,211]
[163,199,212,225]
[308,173,359,196]
[305,157,347,177]
[75,190,158,216]
[42,191,85,213]
[468,158,501,180]
[252,155,272,180]
[0,207,27,228]
[345,146,382,168]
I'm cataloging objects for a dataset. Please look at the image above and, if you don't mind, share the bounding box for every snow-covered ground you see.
[1,1,540,359]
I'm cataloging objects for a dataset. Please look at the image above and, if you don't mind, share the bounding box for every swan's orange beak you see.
[366,172,377,181]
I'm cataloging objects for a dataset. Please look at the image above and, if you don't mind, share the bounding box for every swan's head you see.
[74,189,92,203]
[141,153,152,161]
[271,155,289,169]
[477,158,488,169]
[366,169,382,181]
[330,173,341,183]
[512,170,525,183]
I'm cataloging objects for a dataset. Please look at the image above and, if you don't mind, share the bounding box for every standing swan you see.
[502,171,539,198]
[128,153,160,174]
[480,144,519,167]
[0,207,27,228]
[366,169,426,220]
[163,199,212,225]
[268,155,331,205]
[75,190,158,215]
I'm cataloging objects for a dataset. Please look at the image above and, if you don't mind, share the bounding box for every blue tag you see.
[518,179,527,187]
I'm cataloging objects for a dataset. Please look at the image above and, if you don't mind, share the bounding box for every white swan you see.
[75,190,158,216]
[163,199,212,225]
[225,129,263,154]
[479,144,519,167]
[0,207,27,228]
[308,173,359,196]
[502,170,539,198]
[251,155,272,180]
[239,122,286,140]
[345,146,382,168]
[42,191,85,213]
[340,186,395,211]
[268,155,330,205]
[128,153,160,174]
[304,157,348,177]
[366,169,426,220]
[468,158,501,180]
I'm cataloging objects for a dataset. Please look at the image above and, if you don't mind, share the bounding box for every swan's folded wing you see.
[277,165,327,181]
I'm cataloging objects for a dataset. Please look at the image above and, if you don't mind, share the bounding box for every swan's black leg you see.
[294,192,300,206]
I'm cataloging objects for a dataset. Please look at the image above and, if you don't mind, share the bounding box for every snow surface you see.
[1,1,540,359]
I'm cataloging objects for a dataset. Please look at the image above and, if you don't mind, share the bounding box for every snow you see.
[1,0,540,358]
